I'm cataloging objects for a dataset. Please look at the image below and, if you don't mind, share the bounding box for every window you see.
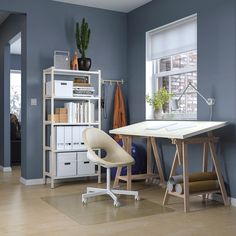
[146,14,197,120]
[10,70,21,121]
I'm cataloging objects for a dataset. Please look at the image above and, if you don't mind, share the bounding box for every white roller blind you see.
[147,15,197,60]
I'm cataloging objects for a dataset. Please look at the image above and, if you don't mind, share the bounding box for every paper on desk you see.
[145,122,178,131]
[165,123,197,131]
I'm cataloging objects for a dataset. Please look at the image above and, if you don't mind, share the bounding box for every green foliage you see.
[76,18,91,58]
[146,87,173,111]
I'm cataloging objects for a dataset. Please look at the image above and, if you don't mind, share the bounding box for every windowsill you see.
[146,113,197,121]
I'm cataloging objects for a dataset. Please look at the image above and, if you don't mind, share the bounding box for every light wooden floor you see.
[1,167,236,236]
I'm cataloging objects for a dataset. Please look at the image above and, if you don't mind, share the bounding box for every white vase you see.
[154,109,164,120]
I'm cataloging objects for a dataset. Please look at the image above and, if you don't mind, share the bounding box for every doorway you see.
[9,32,22,167]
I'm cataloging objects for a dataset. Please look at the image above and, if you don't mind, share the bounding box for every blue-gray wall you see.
[0,0,127,179]
[127,0,236,197]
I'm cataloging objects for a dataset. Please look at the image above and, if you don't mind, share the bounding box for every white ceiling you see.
[52,0,152,13]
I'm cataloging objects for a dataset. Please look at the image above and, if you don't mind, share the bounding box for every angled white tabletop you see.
[109,121,228,139]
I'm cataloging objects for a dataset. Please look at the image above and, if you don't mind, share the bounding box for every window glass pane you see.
[170,72,197,115]
[159,57,171,72]
[170,74,186,94]
[177,96,186,113]
[186,94,197,113]
[158,76,170,113]
[186,72,197,92]
[188,51,197,66]
[151,50,197,119]
[162,76,169,90]
[172,53,188,70]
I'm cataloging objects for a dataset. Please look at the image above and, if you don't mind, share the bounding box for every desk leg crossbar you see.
[163,132,229,212]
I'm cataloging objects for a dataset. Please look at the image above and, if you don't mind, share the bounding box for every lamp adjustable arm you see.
[177,82,215,106]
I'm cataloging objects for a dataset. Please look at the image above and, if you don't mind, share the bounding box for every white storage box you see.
[56,152,77,177]
[46,80,73,97]
[77,152,95,175]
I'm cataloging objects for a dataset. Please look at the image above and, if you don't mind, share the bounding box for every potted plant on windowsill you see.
[146,87,173,119]
[76,18,91,71]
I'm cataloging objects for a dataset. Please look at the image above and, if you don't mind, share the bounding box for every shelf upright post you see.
[43,70,46,184]
[50,67,56,188]
[98,70,102,183]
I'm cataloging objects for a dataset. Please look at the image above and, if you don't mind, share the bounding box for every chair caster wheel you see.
[114,201,120,207]
[82,198,87,205]
[135,195,140,201]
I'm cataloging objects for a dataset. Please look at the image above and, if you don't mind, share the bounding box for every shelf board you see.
[43,67,100,76]
[44,148,87,152]
[54,173,99,179]
[54,148,87,153]
[44,96,99,100]
[44,172,99,179]
[44,121,99,126]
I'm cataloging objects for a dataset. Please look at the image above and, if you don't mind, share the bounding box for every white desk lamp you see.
[171,82,215,120]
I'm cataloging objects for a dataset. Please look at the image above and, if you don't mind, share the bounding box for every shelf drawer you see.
[56,152,77,177]
[77,152,95,175]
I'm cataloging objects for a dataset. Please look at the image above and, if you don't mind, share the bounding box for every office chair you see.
[81,127,139,207]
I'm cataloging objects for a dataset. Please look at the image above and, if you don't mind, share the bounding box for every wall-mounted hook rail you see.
[102,79,124,85]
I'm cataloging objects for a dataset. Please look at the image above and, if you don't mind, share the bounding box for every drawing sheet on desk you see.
[145,122,197,131]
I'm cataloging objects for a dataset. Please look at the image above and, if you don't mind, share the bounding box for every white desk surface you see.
[109,121,228,139]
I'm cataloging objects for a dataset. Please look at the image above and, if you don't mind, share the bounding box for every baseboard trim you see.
[20,177,44,185]
[0,166,12,172]
[208,193,236,207]
[231,197,236,207]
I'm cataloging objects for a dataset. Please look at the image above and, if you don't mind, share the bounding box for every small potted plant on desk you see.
[146,87,173,120]
[76,18,91,71]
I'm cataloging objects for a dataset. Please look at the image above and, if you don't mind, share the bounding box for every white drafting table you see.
[109,120,229,212]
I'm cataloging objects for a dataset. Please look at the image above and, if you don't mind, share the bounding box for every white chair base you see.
[82,168,139,207]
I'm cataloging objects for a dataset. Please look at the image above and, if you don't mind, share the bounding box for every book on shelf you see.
[74,76,89,84]
[64,101,92,123]
[64,102,73,123]
[73,86,95,97]
[90,103,95,123]
[73,82,91,87]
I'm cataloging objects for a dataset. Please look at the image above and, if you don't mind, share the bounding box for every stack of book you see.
[47,108,68,123]
[73,76,95,97]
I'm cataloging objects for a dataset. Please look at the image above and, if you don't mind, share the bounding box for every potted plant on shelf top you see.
[146,87,173,119]
[76,18,91,71]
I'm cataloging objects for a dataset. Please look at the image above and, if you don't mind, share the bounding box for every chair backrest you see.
[82,127,134,166]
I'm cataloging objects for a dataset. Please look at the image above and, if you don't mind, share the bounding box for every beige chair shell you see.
[81,127,139,207]
[82,127,135,168]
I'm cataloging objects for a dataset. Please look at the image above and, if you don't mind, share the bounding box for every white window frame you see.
[146,14,197,120]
